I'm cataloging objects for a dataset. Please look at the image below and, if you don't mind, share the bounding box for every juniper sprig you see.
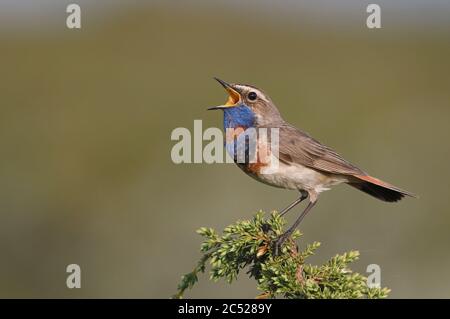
[174,211,390,299]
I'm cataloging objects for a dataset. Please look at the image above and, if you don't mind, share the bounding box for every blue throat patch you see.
[223,104,255,130]
[223,104,256,163]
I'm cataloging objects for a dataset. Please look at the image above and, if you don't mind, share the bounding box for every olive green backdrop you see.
[1,1,449,298]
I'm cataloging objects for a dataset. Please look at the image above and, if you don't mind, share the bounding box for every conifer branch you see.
[174,211,390,299]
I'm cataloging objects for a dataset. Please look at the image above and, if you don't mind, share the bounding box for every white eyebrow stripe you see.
[235,85,270,103]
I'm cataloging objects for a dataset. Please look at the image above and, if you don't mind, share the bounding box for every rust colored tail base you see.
[349,175,416,203]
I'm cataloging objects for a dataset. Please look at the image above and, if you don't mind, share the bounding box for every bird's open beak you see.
[208,77,241,110]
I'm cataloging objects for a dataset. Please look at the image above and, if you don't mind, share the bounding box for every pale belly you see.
[239,161,348,195]
[227,130,347,195]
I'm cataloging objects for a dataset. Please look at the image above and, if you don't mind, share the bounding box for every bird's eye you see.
[248,91,257,101]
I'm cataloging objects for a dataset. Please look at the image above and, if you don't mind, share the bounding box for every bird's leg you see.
[279,190,308,217]
[274,199,317,255]
[263,191,308,234]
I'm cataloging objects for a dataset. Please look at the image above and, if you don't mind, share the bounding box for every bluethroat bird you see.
[208,78,415,252]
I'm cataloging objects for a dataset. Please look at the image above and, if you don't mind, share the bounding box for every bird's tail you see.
[348,175,416,203]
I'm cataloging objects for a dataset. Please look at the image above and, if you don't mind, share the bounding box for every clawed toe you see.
[261,223,271,234]
[273,234,289,256]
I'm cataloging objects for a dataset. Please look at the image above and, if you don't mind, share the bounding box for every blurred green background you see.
[1,0,450,298]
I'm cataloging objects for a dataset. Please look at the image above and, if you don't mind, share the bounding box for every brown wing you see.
[277,124,365,176]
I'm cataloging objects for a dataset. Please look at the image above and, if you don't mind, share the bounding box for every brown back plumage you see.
[277,124,365,175]
[275,123,416,202]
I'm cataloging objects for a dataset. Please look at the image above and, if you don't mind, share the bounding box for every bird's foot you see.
[261,223,272,234]
[273,232,290,256]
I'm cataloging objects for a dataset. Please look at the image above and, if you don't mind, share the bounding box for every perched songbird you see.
[208,78,415,250]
